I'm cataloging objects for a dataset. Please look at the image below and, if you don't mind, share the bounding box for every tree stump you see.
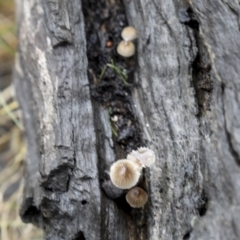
[15,0,240,239]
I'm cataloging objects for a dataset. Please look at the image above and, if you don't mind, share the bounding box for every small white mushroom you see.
[117,41,135,58]
[110,159,142,189]
[117,26,137,57]
[121,26,137,42]
[127,147,155,167]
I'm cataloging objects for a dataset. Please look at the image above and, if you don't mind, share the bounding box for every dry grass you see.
[0,88,43,240]
[0,1,43,239]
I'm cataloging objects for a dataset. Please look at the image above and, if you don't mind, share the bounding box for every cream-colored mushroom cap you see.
[121,26,137,41]
[127,147,155,167]
[126,187,148,208]
[110,159,142,189]
[117,41,135,57]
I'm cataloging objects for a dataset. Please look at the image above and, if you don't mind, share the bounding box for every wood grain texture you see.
[125,1,201,239]
[14,0,240,239]
[16,0,102,239]
[125,0,240,239]
[188,1,240,239]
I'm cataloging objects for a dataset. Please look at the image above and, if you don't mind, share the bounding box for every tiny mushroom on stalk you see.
[110,159,142,189]
[117,41,135,58]
[117,26,137,58]
[126,187,148,208]
[127,147,155,167]
[121,26,137,42]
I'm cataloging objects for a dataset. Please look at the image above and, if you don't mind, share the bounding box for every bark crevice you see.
[221,83,240,167]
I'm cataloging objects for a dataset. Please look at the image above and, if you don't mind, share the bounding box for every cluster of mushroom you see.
[117,26,137,57]
[110,147,155,208]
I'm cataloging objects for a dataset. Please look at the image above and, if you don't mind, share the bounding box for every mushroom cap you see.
[127,147,155,167]
[110,159,142,189]
[126,154,144,168]
[121,26,137,41]
[126,187,148,208]
[117,41,135,57]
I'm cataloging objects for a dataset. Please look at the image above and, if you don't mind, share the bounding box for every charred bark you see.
[15,0,240,239]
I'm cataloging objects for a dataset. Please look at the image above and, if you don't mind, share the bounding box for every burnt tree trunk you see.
[15,0,240,239]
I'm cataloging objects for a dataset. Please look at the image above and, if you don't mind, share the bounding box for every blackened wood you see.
[15,0,240,239]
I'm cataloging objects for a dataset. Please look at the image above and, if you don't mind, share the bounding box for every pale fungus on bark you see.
[127,147,155,167]
[117,26,137,57]
[121,26,137,42]
[110,159,142,189]
[126,187,148,208]
[117,40,135,57]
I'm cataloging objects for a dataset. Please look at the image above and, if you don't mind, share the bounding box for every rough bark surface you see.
[14,0,240,239]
